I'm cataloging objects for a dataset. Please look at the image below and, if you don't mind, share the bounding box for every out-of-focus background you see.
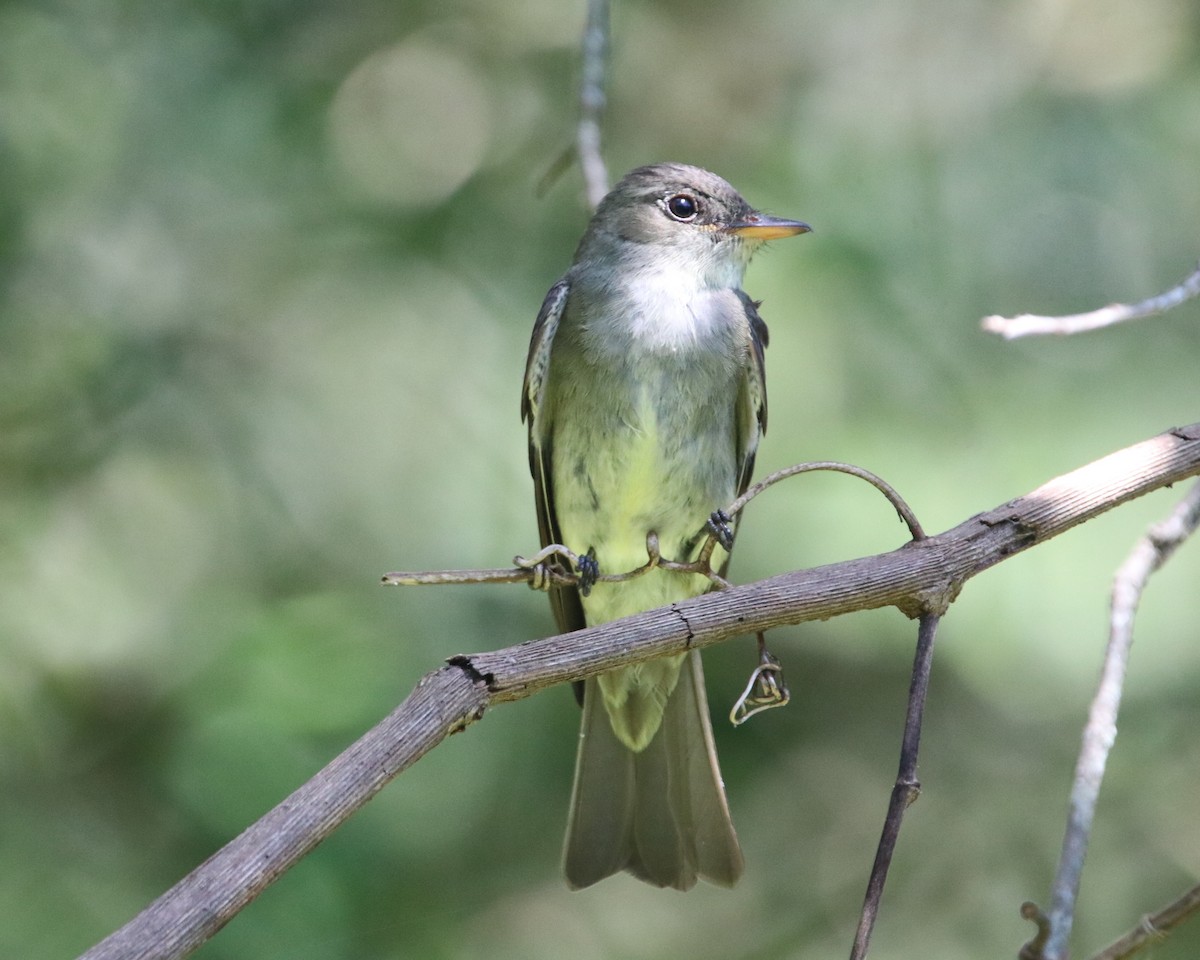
[3,1,1198,957]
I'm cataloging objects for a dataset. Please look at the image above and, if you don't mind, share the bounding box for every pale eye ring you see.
[665,194,699,221]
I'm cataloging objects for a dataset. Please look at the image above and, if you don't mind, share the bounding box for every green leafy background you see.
[2,1,1198,957]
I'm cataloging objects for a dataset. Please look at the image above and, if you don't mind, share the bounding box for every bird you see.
[521,162,810,890]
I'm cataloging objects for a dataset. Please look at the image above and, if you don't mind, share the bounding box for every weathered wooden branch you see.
[77,422,1200,960]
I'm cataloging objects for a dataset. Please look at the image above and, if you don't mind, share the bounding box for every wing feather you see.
[735,290,769,500]
[521,278,586,636]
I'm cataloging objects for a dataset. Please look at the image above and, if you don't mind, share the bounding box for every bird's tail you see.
[562,650,744,890]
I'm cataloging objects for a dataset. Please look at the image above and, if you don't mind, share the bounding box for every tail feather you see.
[562,651,744,890]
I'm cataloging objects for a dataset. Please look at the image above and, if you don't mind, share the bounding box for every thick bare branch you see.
[78,667,487,960]
[76,422,1200,960]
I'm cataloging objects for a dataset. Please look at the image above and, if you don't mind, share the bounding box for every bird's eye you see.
[665,194,699,221]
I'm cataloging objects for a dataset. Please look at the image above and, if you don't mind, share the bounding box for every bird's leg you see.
[577,546,600,596]
[706,508,736,552]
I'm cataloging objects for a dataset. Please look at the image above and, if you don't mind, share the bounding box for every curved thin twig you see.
[694,460,925,571]
[1020,902,1053,960]
[726,461,925,539]
[729,637,789,725]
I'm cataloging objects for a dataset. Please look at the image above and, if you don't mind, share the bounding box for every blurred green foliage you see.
[1,0,1199,957]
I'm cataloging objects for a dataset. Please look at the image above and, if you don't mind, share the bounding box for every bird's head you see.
[579,162,810,283]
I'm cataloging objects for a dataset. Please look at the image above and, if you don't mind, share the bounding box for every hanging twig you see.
[850,613,941,960]
[982,261,1200,340]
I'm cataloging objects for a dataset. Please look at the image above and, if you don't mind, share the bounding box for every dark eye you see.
[665,194,698,221]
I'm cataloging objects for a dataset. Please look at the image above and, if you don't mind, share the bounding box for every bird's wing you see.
[734,290,769,500]
[521,278,586,636]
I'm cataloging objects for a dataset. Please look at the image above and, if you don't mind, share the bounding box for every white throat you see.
[618,244,748,353]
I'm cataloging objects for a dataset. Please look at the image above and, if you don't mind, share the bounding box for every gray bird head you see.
[575,162,810,285]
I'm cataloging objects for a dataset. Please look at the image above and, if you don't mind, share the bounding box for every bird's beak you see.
[726,214,812,241]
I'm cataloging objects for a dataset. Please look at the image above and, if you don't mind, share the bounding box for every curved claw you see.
[577,548,600,597]
[706,509,735,552]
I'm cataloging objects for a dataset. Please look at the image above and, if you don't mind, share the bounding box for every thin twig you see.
[850,613,940,960]
[381,566,556,587]
[577,0,610,209]
[385,460,925,592]
[1038,478,1200,960]
[384,531,720,591]
[982,261,1200,340]
[1086,882,1200,960]
[723,461,926,540]
[76,422,1200,960]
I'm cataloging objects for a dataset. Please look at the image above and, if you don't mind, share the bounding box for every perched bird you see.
[521,162,810,890]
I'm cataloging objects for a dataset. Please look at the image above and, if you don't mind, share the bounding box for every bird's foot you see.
[577,548,599,597]
[706,509,735,552]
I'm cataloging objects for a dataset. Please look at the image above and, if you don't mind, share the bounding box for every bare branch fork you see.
[985,262,1200,960]
[1022,475,1200,960]
[76,422,1200,960]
